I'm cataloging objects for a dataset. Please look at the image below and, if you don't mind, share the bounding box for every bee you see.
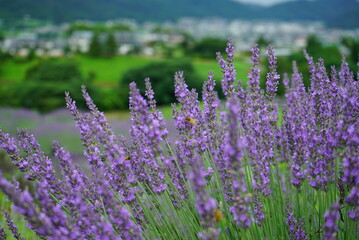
[213,209,223,222]
[185,116,197,126]
[124,156,131,161]
[94,200,101,207]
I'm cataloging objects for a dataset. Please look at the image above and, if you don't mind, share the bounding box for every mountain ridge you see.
[0,0,358,29]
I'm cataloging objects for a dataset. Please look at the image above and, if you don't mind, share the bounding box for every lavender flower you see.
[0,130,27,172]
[216,39,238,97]
[0,39,358,239]
[323,203,340,240]
[173,71,206,156]
[4,211,25,240]
[285,203,307,240]
[0,225,6,240]
[341,89,359,221]
[225,96,251,228]
[265,45,280,125]
[52,141,89,192]
[202,71,220,150]
[281,62,310,189]
[129,82,167,194]
[265,45,280,101]
[247,43,261,94]
[144,77,156,109]
[253,192,265,226]
[339,56,354,86]
[35,183,81,239]
[95,178,144,240]
[60,186,119,239]
[189,153,220,240]
[243,43,274,196]
[0,177,55,238]
[161,154,187,207]
[81,86,136,203]
[16,129,62,195]
[65,92,104,171]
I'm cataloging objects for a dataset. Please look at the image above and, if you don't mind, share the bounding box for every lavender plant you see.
[0,39,358,240]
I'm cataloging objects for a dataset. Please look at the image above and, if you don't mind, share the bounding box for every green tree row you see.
[0,58,204,112]
[67,22,132,36]
[260,35,358,96]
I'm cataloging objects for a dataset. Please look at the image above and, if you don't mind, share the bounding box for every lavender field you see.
[0,40,358,239]
[0,108,178,155]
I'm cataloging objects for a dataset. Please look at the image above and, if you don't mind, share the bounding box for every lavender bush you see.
[0,40,358,239]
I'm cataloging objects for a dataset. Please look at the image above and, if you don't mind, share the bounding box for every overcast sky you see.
[233,0,297,7]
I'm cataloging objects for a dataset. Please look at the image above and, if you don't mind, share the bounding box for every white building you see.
[68,31,93,53]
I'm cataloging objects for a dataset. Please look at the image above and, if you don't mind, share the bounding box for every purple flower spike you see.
[225,96,251,228]
[4,211,25,240]
[339,56,354,86]
[265,45,280,101]
[0,225,6,240]
[96,178,144,240]
[247,43,261,94]
[323,203,340,240]
[16,129,62,196]
[0,177,55,239]
[144,77,156,109]
[65,91,104,171]
[189,154,220,240]
[216,38,238,97]
[285,202,307,240]
[129,82,167,194]
[82,86,136,201]
[0,130,27,172]
[203,71,220,149]
[0,38,358,240]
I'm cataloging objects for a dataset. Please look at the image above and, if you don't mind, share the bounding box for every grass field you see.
[73,55,162,87]
[0,55,252,88]
[0,59,39,83]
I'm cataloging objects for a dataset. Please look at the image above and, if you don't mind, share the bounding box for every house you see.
[114,31,141,55]
[35,39,67,57]
[2,33,38,55]
[68,31,93,53]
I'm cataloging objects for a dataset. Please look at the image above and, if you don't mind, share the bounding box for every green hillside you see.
[0,0,358,28]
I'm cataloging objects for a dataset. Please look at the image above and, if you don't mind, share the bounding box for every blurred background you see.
[0,0,358,155]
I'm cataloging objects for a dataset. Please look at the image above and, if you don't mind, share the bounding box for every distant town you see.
[1,17,359,58]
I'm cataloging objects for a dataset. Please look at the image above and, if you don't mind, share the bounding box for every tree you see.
[190,38,228,59]
[88,33,102,57]
[103,32,118,58]
[306,35,323,57]
[256,35,272,49]
[177,32,195,56]
[17,60,98,112]
[121,59,202,105]
[342,37,359,64]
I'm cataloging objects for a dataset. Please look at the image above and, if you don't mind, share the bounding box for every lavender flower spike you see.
[0,130,27,172]
[0,225,6,240]
[145,77,157,109]
[323,203,340,240]
[189,154,220,240]
[65,91,104,171]
[0,177,54,238]
[285,202,307,240]
[247,43,261,94]
[225,96,251,228]
[265,45,280,101]
[216,38,237,97]
[4,211,25,240]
